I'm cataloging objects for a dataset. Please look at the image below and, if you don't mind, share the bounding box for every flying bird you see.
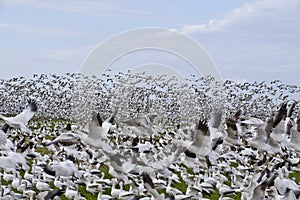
[0,100,38,134]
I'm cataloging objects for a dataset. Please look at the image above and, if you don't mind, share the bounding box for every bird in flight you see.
[0,100,38,134]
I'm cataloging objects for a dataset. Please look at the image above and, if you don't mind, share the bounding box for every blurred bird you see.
[0,100,37,134]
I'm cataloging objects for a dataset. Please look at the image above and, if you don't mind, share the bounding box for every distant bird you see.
[77,111,107,148]
[176,120,211,158]
[88,108,118,140]
[45,124,81,146]
[0,100,37,134]
[0,124,9,146]
[44,187,66,200]
[142,173,163,200]
[243,173,276,200]
[272,101,287,128]
[40,160,79,178]
[190,120,211,156]
[102,107,118,134]
[122,113,157,135]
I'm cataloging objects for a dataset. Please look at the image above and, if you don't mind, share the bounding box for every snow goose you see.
[0,100,37,134]
[121,113,157,136]
[248,117,280,154]
[142,172,163,200]
[272,101,288,126]
[44,187,66,200]
[89,111,106,139]
[179,120,211,158]
[45,124,81,146]
[35,180,52,191]
[111,178,135,199]
[208,110,224,151]
[0,151,29,170]
[270,102,296,143]
[242,173,276,200]
[274,167,300,198]
[287,118,300,151]
[52,160,79,177]
[64,180,80,199]
[224,118,243,146]
[0,124,9,147]
[102,107,118,134]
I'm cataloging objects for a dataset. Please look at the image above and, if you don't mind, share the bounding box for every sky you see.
[0,0,299,84]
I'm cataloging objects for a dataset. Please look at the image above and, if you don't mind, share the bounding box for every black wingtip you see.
[28,99,38,112]
[287,101,297,117]
[197,120,208,133]
[91,111,103,126]
[96,113,103,126]
[226,119,237,131]
[296,118,300,132]
[210,111,223,129]
[1,123,10,133]
[272,102,288,128]
[142,173,155,189]
[66,123,72,131]
[184,149,197,158]
[234,110,242,118]
[108,108,118,124]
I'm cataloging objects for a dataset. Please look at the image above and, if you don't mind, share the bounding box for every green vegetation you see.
[99,164,113,179]
[172,174,188,194]
[78,185,97,200]
[203,189,220,199]
[289,171,300,183]
[35,147,52,155]
[229,192,242,200]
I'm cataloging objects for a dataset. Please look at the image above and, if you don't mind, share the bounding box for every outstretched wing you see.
[272,101,287,128]
[88,111,105,139]
[13,100,38,125]
[193,120,209,148]
[106,107,119,124]
[209,110,222,129]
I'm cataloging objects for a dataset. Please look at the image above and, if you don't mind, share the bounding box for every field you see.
[0,74,300,199]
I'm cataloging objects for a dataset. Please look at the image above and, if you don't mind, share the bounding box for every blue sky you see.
[0,0,299,84]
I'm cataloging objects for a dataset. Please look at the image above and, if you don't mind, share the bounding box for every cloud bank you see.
[177,0,300,84]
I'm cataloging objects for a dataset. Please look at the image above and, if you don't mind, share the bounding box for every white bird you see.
[46,125,81,146]
[88,111,107,139]
[142,173,163,200]
[35,180,52,191]
[189,120,212,157]
[274,168,300,197]
[121,113,157,136]
[52,160,79,177]
[102,107,118,134]
[0,124,9,146]
[0,100,37,134]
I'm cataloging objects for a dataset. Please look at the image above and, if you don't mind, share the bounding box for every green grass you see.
[78,185,97,200]
[172,174,188,194]
[203,189,220,199]
[60,195,68,200]
[228,192,242,200]
[157,188,167,196]
[124,184,131,191]
[289,171,300,183]
[99,164,113,179]
[103,187,112,195]
[1,179,9,185]
[230,162,238,168]
[35,147,52,155]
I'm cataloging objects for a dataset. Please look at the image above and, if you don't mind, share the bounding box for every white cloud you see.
[179,0,300,34]
[177,0,300,84]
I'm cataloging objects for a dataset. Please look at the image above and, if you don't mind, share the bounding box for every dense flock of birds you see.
[0,73,300,200]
